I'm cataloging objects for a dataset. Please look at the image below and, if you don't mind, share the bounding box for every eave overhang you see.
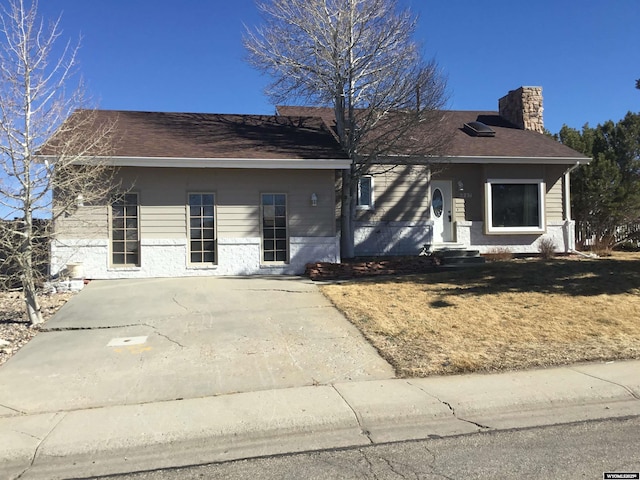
[377,155,591,165]
[37,155,352,170]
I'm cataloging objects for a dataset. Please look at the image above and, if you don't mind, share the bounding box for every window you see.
[261,193,287,262]
[111,193,139,266]
[188,193,216,264]
[485,180,545,233]
[357,176,374,209]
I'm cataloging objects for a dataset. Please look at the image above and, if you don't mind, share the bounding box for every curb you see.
[2,361,640,480]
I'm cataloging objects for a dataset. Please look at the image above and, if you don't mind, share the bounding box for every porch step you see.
[432,248,486,267]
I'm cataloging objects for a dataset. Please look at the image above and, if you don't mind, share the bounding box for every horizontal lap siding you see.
[55,206,108,239]
[358,165,430,222]
[545,166,565,222]
[119,167,336,239]
[140,205,186,238]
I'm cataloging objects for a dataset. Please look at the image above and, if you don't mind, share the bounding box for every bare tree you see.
[245,0,449,257]
[0,0,116,324]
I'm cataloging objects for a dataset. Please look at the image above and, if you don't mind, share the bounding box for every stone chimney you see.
[498,86,544,133]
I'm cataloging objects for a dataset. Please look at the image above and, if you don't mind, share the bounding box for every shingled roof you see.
[277,106,590,162]
[42,110,349,161]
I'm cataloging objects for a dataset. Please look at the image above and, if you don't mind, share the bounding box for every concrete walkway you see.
[0,278,639,479]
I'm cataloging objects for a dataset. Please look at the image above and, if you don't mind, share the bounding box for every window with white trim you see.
[485,179,545,233]
[111,193,140,266]
[188,193,216,264]
[357,175,374,209]
[261,193,288,262]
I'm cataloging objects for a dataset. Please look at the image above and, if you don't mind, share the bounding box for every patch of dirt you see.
[0,292,74,366]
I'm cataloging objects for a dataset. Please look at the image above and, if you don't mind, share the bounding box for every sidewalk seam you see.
[331,385,373,444]
[568,367,640,400]
[14,412,67,480]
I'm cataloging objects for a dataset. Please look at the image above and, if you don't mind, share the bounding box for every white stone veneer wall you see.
[51,236,340,279]
[354,221,433,256]
[455,220,572,254]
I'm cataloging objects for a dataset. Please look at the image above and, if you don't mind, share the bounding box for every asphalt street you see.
[99,416,640,480]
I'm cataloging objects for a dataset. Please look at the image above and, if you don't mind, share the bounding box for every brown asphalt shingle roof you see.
[43,110,349,160]
[45,107,589,163]
[277,106,589,160]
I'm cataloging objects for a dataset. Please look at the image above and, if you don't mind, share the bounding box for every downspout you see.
[563,162,581,254]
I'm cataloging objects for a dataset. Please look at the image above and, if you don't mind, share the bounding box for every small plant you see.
[538,237,556,260]
[485,247,513,262]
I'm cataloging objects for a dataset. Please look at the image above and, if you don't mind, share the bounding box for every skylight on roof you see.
[463,121,495,137]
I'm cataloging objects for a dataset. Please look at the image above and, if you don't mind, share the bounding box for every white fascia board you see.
[380,154,591,165]
[37,155,352,170]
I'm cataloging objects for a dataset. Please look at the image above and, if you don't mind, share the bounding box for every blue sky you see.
[37,0,639,134]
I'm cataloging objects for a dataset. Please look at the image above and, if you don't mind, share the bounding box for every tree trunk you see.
[340,168,356,259]
[21,212,43,325]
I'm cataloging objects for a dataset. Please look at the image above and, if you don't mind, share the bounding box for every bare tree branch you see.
[0,0,117,324]
[245,0,449,257]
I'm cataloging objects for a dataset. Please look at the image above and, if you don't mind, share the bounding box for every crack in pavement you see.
[407,381,491,431]
[14,412,66,480]
[332,385,374,444]
[152,330,185,348]
[41,324,140,332]
[569,367,640,400]
[41,322,186,348]
[0,403,25,415]
[172,295,190,312]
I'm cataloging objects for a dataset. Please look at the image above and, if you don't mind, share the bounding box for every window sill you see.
[486,227,545,235]
[187,264,218,270]
[356,205,374,211]
[108,266,141,271]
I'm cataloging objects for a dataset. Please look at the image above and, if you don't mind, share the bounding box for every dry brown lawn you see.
[320,252,640,376]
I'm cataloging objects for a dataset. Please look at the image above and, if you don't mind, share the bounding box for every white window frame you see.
[485,179,546,234]
[356,175,374,210]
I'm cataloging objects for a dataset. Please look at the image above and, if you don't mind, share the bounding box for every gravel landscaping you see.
[0,292,74,366]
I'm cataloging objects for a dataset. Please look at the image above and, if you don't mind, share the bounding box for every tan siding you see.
[357,165,430,223]
[110,167,337,239]
[55,206,108,239]
[140,205,186,238]
[217,206,259,237]
[453,198,465,219]
[545,166,565,222]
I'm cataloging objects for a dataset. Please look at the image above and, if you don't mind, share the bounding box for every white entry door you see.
[431,180,453,243]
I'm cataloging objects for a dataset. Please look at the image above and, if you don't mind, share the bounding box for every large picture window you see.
[111,193,139,266]
[261,193,287,262]
[188,193,216,264]
[485,180,545,233]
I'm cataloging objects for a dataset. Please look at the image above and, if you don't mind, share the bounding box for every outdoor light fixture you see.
[457,181,464,192]
[311,193,318,207]
[76,194,84,207]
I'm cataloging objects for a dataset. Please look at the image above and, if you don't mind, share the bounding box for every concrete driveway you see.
[0,277,394,415]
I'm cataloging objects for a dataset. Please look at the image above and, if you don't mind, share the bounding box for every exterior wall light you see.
[311,193,318,207]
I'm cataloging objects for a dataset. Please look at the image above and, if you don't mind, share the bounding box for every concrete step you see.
[435,249,481,258]
[440,255,486,265]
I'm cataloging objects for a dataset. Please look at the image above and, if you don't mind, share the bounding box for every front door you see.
[431,180,453,243]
